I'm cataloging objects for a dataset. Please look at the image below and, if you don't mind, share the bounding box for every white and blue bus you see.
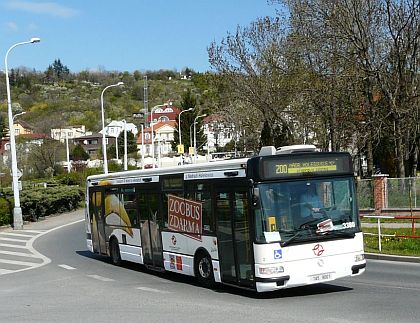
[85,145,365,292]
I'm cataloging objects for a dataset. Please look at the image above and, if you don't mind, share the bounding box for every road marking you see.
[0,232,37,238]
[0,258,41,266]
[0,243,29,249]
[136,286,171,294]
[58,264,76,270]
[0,250,38,258]
[87,274,115,282]
[0,237,28,243]
[19,230,45,234]
[0,219,84,276]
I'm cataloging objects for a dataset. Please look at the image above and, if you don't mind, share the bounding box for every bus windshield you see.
[255,177,360,244]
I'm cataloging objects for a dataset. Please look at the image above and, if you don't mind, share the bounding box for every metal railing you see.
[361,214,420,252]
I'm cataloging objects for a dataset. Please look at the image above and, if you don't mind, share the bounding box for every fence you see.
[357,176,419,212]
[361,214,420,252]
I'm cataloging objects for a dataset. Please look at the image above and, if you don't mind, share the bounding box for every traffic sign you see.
[17,168,23,179]
[177,144,184,154]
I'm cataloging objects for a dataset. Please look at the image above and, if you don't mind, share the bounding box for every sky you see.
[0,0,278,73]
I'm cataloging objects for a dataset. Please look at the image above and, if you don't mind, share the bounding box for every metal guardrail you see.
[361,215,420,252]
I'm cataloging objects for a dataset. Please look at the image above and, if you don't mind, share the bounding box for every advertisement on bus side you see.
[168,194,202,241]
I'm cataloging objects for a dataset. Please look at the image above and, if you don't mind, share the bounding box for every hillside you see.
[0,66,211,135]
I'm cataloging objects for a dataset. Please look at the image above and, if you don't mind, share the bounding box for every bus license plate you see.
[309,272,332,282]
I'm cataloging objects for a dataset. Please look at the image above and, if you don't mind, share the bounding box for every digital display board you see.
[260,153,352,179]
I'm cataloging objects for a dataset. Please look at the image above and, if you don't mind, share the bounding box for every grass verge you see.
[363,227,420,257]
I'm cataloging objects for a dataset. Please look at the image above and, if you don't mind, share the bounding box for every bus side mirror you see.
[252,187,260,207]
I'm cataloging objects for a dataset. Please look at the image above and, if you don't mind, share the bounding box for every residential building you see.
[73,133,116,158]
[202,115,235,152]
[138,121,177,157]
[100,120,138,138]
[147,104,180,124]
[51,125,91,143]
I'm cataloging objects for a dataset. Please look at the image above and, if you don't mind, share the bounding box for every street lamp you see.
[13,111,26,121]
[5,37,40,230]
[100,82,124,174]
[150,102,170,169]
[193,114,207,163]
[178,108,193,165]
[121,120,128,171]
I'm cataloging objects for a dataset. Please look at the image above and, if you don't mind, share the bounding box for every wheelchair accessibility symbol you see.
[274,249,282,260]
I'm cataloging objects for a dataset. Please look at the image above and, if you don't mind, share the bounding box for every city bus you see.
[85,145,366,292]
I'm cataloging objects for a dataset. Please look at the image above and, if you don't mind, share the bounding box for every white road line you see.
[0,243,29,249]
[0,258,41,266]
[19,230,45,234]
[136,286,171,294]
[0,237,28,243]
[0,232,37,238]
[0,250,38,258]
[0,218,84,276]
[58,264,76,270]
[87,274,115,282]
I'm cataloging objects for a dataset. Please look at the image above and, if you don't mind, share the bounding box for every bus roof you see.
[87,157,249,182]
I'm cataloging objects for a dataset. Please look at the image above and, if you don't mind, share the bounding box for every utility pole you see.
[144,75,148,126]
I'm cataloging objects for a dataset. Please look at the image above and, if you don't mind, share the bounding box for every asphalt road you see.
[1,211,420,322]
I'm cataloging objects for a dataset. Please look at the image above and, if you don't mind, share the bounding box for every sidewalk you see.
[0,208,85,233]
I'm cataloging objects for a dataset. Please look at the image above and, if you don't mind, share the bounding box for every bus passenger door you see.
[139,192,164,268]
[216,189,254,286]
[90,191,106,255]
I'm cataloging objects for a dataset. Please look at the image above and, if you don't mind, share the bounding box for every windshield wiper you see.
[299,217,325,229]
[281,228,313,247]
[323,230,355,238]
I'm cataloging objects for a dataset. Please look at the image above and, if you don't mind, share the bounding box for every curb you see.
[365,252,420,264]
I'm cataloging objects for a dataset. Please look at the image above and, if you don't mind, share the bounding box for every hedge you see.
[0,186,84,226]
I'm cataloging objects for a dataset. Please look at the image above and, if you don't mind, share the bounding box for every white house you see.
[100,120,138,138]
[51,125,91,143]
[202,115,235,152]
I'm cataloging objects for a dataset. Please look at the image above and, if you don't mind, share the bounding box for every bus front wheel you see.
[110,238,122,266]
[195,253,215,288]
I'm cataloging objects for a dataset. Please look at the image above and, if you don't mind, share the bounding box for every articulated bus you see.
[85,145,366,292]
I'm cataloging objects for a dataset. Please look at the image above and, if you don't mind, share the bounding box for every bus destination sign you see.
[262,154,351,179]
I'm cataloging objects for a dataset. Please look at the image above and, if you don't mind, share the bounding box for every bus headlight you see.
[355,254,365,262]
[259,265,284,275]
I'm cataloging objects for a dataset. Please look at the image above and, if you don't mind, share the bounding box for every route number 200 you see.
[275,164,288,174]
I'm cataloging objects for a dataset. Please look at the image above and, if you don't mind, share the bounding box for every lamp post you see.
[140,125,144,169]
[121,120,128,171]
[65,130,71,173]
[150,102,170,169]
[193,114,207,163]
[5,37,40,230]
[178,108,193,165]
[101,82,124,174]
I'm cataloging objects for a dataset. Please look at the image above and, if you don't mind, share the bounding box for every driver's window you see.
[320,182,333,208]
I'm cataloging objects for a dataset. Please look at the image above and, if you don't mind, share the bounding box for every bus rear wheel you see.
[110,238,122,266]
[195,253,215,288]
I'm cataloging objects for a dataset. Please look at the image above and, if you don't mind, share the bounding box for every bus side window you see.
[185,182,214,233]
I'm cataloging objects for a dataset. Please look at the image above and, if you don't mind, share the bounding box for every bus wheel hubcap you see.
[199,258,210,278]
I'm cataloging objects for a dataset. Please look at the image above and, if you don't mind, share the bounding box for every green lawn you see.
[363,227,420,257]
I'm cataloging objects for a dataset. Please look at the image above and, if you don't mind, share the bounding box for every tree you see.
[44,59,70,82]
[72,144,90,161]
[26,139,66,177]
[172,89,204,153]
[208,16,297,148]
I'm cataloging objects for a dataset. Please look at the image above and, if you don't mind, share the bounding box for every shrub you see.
[20,186,84,221]
[0,197,13,226]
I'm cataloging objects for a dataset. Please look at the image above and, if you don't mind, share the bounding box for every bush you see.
[20,186,84,221]
[0,197,13,226]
